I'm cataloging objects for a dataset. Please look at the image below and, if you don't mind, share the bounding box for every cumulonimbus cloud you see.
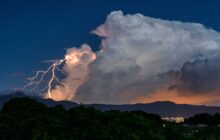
[73,11,220,104]
[27,11,220,105]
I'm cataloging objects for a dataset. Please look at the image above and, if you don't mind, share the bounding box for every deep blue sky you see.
[0,0,220,90]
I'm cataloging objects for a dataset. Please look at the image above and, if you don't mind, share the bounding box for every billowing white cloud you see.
[26,11,220,105]
[74,11,220,104]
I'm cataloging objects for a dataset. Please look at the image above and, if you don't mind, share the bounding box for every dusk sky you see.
[1,0,220,105]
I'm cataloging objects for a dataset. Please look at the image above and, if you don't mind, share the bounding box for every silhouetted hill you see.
[89,101,220,117]
[0,91,78,109]
[1,91,220,117]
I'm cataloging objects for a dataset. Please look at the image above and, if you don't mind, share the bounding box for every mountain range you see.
[1,91,220,118]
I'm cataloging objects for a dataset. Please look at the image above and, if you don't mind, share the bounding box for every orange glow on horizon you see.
[132,89,220,105]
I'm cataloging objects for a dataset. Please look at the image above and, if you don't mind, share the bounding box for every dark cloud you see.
[168,58,220,94]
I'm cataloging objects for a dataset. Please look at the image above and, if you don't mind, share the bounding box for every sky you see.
[1,0,220,105]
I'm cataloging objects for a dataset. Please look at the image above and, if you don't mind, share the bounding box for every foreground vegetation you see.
[0,98,220,140]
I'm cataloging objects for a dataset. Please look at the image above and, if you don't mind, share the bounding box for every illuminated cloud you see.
[49,44,96,100]
[74,11,220,104]
[26,11,220,105]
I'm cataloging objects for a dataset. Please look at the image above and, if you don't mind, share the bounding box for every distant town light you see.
[161,117,184,123]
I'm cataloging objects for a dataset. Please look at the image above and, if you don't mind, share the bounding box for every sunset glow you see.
[132,89,220,105]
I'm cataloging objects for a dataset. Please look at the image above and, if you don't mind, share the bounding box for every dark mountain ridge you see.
[1,91,220,117]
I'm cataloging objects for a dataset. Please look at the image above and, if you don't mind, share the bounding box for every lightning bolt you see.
[24,59,68,99]
[24,44,96,100]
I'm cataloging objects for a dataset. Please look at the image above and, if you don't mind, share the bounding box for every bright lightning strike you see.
[24,59,68,99]
[24,44,96,101]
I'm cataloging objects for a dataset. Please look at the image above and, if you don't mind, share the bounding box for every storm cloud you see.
[73,11,220,104]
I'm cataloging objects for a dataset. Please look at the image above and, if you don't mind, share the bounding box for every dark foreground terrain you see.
[1,98,220,139]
